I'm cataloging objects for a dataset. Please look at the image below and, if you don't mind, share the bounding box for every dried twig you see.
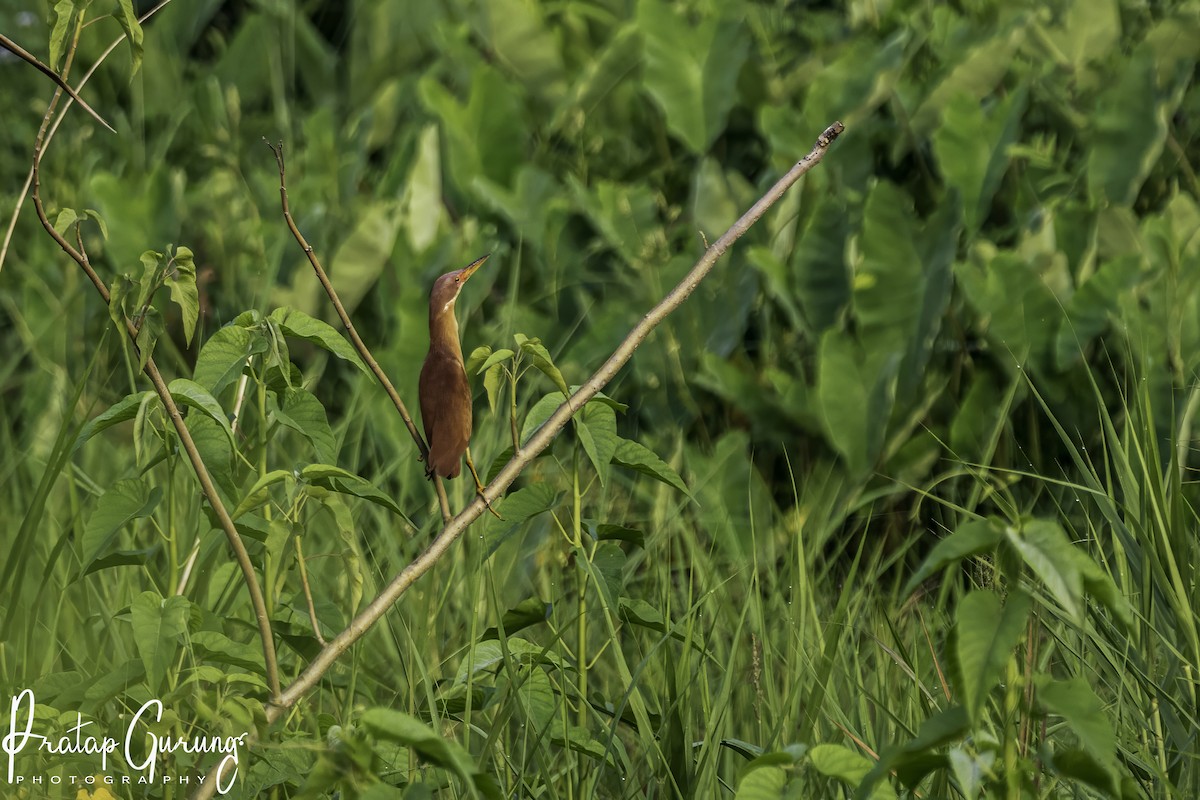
[190,120,844,800]
[0,31,116,133]
[264,141,454,524]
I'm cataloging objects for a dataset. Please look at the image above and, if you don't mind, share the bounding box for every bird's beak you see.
[458,254,490,283]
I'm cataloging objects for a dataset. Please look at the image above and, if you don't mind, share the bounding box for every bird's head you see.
[430,254,489,319]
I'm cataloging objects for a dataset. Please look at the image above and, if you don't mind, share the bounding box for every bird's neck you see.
[428,308,463,361]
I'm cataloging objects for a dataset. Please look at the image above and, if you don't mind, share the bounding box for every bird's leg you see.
[465,448,503,520]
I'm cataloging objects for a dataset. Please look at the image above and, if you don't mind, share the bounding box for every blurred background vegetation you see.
[1,0,1199,797]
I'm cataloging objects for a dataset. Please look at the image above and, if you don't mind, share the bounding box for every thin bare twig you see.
[264,140,454,524]
[191,120,844,800]
[0,0,175,274]
[26,9,281,703]
[0,31,116,133]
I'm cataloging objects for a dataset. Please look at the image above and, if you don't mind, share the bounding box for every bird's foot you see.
[475,485,503,520]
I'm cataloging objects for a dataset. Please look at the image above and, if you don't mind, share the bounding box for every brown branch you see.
[1,0,175,275]
[190,120,844,800]
[27,16,281,703]
[0,31,116,133]
[264,140,454,524]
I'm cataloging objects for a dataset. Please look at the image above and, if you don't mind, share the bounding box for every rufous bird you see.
[418,254,496,512]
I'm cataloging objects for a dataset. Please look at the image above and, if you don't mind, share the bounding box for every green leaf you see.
[479,348,516,374]
[277,388,337,465]
[479,598,551,640]
[113,0,144,76]
[73,391,153,453]
[131,591,189,692]
[637,0,749,153]
[401,124,444,252]
[809,744,896,800]
[230,470,292,521]
[166,246,199,346]
[956,589,1031,726]
[577,401,618,484]
[592,541,626,605]
[1036,676,1119,790]
[193,324,268,398]
[520,392,563,447]
[53,208,78,237]
[48,0,77,72]
[903,519,1003,596]
[168,378,235,447]
[483,483,560,554]
[1004,519,1085,623]
[300,464,412,526]
[1087,49,1170,206]
[933,91,1026,231]
[269,307,370,374]
[135,307,163,371]
[483,364,504,415]
[360,709,500,800]
[83,209,108,240]
[191,630,266,674]
[516,335,569,396]
[611,438,688,495]
[816,331,899,476]
[80,478,162,572]
[733,764,788,799]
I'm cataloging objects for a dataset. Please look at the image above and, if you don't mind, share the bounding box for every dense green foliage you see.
[1,0,1199,797]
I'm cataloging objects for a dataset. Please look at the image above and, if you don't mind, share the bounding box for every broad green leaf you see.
[733,764,788,799]
[854,181,923,353]
[816,331,899,476]
[113,0,144,76]
[790,202,850,335]
[956,589,1031,726]
[73,391,153,453]
[300,464,412,525]
[1004,519,1085,623]
[53,208,78,237]
[933,90,1025,232]
[903,519,1003,596]
[577,401,618,484]
[269,307,369,374]
[611,438,688,495]
[135,307,163,371]
[401,124,444,252]
[513,665,556,731]
[230,470,292,521]
[516,335,569,396]
[166,246,199,346]
[360,708,501,799]
[191,630,266,673]
[1056,255,1143,370]
[483,363,504,415]
[808,744,896,800]
[277,388,337,464]
[520,392,563,447]
[465,345,492,376]
[479,598,552,640]
[592,541,626,605]
[168,378,235,446]
[326,202,403,314]
[1036,675,1119,790]
[193,324,268,398]
[131,592,189,692]
[48,0,77,71]
[909,16,1029,142]
[478,348,516,374]
[637,0,749,154]
[80,478,162,571]
[483,483,560,554]
[1087,49,1170,206]
[83,209,108,240]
